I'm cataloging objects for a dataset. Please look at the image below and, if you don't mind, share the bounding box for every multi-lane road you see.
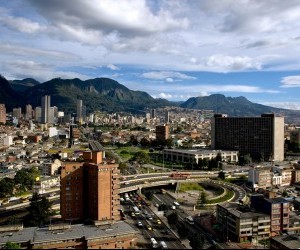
[121,192,185,249]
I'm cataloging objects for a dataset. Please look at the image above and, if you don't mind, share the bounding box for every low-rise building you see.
[216,203,271,243]
[0,221,137,249]
[270,234,300,249]
[163,149,238,164]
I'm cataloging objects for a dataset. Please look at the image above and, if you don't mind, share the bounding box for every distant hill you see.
[1,75,300,123]
[180,94,300,122]
[0,75,26,111]
[9,78,40,92]
[22,77,177,114]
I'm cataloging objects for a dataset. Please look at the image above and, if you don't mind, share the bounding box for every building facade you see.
[211,114,284,161]
[60,146,120,223]
[0,104,6,124]
[163,149,238,164]
[41,95,51,124]
[216,203,271,243]
[251,195,289,236]
[25,104,33,121]
[156,124,170,141]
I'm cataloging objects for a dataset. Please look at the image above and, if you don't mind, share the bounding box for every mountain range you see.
[1,75,300,123]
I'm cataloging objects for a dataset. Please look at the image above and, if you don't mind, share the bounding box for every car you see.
[137,221,143,227]
[171,205,176,210]
[163,230,171,235]
[156,219,161,225]
[131,212,135,217]
[173,201,180,206]
[147,215,153,220]
[147,225,153,231]
[155,203,159,207]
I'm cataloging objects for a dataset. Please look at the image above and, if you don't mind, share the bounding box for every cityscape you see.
[0,94,300,249]
[2,0,300,249]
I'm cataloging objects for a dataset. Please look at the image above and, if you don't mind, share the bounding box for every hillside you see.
[180,94,300,122]
[9,78,40,92]
[23,77,176,114]
[0,75,26,111]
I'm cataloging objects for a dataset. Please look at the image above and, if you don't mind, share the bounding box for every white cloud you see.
[0,14,45,33]
[205,54,262,71]
[2,60,91,82]
[106,64,119,70]
[141,71,196,81]
[260,102,300,110]
[280,76,300,87]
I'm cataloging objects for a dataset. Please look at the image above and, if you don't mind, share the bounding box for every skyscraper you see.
[151,108,156,119]
[61,141,120,223]
[0,104,6,124]
[211,114,284,161]
[35,107,42,123]
[41,95,50,123]
[12,107,22,120]
[165,111,170,123]
[25,104,32,121]
[76,99,83,124]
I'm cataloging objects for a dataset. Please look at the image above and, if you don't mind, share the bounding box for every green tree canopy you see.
[25,193,52,227]
[3,242,21,249]
[167,212,178,225]
[0,178,15,198]
[189,233,205,249]
[131,151,150,164]
[218,171,226,180]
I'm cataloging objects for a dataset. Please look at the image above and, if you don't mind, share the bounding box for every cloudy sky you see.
[1,0,300,109]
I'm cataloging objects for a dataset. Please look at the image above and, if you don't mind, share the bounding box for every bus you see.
[133,206,140,215]
[169,172,190,179]
[150,238,158,248]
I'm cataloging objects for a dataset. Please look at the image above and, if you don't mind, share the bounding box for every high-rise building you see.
[41,95,51,123]
[35,107,42,123]
[151,109,156,119]
[76,99,83,124]
[60,141,120,223]
[211,114,284,161]
[12,107,22,120]
[25,104,32,121]
[156,124,170,141]
[0,104,6,124]
[165,111,170,123]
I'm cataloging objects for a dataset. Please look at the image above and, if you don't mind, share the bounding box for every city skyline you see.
[1,1,300,109]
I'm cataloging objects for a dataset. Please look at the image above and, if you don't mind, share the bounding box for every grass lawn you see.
[179,182,204,192]
[114,146,149,161]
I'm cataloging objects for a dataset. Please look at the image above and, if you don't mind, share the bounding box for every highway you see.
[121,193,185,249]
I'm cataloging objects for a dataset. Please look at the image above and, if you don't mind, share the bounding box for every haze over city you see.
[1,0,300,109]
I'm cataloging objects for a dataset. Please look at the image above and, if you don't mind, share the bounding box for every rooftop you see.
[271,234,300,249]
[0,221,137,246]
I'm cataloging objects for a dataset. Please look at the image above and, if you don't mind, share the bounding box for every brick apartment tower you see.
[156,124,170,141]
[60,145,120,223]
[0,104,6,124]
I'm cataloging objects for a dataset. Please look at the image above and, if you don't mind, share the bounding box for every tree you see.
[177,223,189,238]
[3,242,21,249]
[200,191,207,205]
[0,178,15,198]
[140,137,151,147]
[218,171,226,180]
[282,190,288,197]
[25,193,52,227]
[131,151,150,164]
[15,169,34,191]
[144,190,154,201]
[118,162,128,175]
[167,212,178,225]
[189,233,205,249]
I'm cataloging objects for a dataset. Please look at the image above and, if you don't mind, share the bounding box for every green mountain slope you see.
[24,77,176,114]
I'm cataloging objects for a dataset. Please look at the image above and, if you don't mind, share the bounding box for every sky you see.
[1,1,300,109]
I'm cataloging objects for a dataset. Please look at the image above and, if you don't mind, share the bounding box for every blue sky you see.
[1,1,300,109]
